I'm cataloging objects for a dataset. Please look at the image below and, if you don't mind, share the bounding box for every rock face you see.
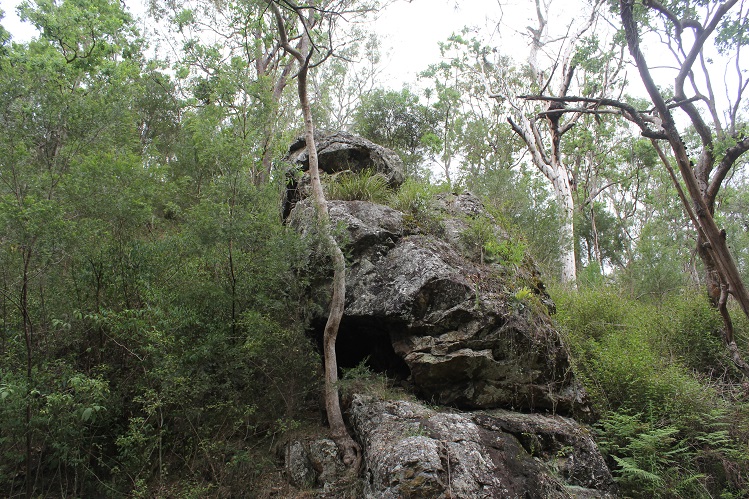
[284,133,612,497]
[348,394,615,498]
[287,131,405,186]
[291,194,587,417]
[285,438,346,491]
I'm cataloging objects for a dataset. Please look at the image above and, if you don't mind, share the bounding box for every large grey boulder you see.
[287,131,405,186]
[290,193,588,417]
[349,395,615,498]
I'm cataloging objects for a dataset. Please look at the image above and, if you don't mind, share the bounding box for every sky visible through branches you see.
[2,0,559,88]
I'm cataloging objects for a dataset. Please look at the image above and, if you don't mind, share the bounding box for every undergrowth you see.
[553,284,749,498]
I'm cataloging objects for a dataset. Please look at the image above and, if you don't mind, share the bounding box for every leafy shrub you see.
[459,215,496,262]
[486,239,526,266]
[659,292,733,375]
[554,285,631,342]
[339,357,392,399]
[458,215,526,266]
[241,310,321,427]
[555,283,749,497]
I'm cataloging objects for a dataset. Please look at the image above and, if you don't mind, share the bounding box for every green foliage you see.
[339,357,393,399]
[486,239,526,267]
[475,166,563,278]
[597,409,749,498]
[621,219,693,301]
[2,0,748,496]
[555,285,727,414]
[388,179,447,236]
[574,201,627,271]
[598,414,684,494]
[325,169,391,203]
[459,215,527,266]
[719,178,749,285]
[388,179,443,214]
[459,215,496,261]
[556,283,749,497]
[353,87,436,179]
[0,2,318,489]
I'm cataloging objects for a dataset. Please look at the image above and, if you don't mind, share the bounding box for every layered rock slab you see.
[283,131,405,219]
[348,395,614,498]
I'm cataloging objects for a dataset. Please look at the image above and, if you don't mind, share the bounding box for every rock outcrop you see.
[283,132,612,497]
[291,194,587,416]
[284,394,614,498]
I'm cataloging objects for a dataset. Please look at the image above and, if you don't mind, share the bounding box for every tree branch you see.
[706,135,749,206]
[519,94,668,139]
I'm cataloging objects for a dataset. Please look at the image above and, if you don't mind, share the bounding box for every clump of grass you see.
[339,358,395,399]
[325,169,391,203]
[388,179,445,214]
[388,179,449,237]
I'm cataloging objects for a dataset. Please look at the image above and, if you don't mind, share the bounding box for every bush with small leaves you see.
[555,283,749,498]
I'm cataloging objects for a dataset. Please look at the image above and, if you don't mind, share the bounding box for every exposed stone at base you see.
[284,438,347,492]
[347,395,615,499]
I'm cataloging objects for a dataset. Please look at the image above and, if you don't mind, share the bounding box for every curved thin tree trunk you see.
[269,1,361,468]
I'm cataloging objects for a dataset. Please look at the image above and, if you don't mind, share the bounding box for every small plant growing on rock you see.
[460,215,496,263]
[459,215,527,266]
[387,180,448,236]
[339,358,392,399]
[325,169,391,203]
[388,179,441,214]
[402,423,430,439]
[485,239,526,267]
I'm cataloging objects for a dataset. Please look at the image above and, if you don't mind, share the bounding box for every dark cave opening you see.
[310,315,411,381]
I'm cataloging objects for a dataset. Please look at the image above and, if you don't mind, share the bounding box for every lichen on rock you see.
[290,191,588,416]
[348,395,615,498]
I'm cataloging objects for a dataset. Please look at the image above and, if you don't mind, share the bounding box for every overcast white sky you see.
[1,0,541,86]
[373,0,514,86]
[2,0,737,114]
